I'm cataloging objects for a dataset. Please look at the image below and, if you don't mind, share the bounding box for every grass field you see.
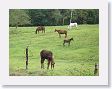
[9,25,99,76]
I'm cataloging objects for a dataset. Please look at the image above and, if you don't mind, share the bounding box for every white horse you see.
[68,22,78,29]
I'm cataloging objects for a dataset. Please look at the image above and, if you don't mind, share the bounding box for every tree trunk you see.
[63,18,65,25]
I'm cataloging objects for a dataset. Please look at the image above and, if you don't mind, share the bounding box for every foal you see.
[55,29,67,38]
[35,26,45,34]
[40,50,55,69]
[63,38,74,46]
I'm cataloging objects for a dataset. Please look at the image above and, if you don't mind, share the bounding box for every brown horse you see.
[63,38,74,46]
[55,29,67,38]
[40,50,55,69]
[35,26,45,34]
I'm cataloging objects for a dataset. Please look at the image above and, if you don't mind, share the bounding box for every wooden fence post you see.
[94,63,99,76]
[26,46,28,69]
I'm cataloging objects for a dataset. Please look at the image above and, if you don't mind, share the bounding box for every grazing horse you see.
[63,38,74,46]
[68,23,77,29]
[35,26,45,34]
[55,29,67,38]
[40,50,55,69]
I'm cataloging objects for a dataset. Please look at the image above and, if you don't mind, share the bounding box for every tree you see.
[9,9,99,27]
[9,9,31,28]
[60,9,70,25]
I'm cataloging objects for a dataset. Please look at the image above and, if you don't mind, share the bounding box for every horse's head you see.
[51,58,55,69]
[71,38,74,41]
[51,61,55,69]
[54,29,57,32]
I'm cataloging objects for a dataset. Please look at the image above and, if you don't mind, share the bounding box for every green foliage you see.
[72,9,99,24]
[9,9,31,27]
[9,9,99,27]
[9,25,99,76]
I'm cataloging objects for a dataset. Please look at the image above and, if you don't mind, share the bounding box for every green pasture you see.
[9,25,99,76]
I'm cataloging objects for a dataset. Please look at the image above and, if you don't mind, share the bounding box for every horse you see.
[40,50,55,69]
[63,38,74,46]
[35,26,45,34]
[55,29,67,38]
[68,23,77,30]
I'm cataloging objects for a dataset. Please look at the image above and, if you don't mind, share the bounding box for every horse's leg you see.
[69,26,71,29]
[76,23,78,28]
[65,33,67,38]
[42,62,44,69]
[41,59,44,69]
[70,26,72,29]
[51,63,52,69]
[47,60,50,69]
[35,30,36,34]
[38,31,39,34]
[68,42,70,46]
[41,62,43,69]
[35,30,37,34]
[63,41,65,46]
[52,64,54,69]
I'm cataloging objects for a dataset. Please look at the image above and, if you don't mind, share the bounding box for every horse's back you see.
[37,26,45,30]
[40,50,53,59]
[58,30,67,34]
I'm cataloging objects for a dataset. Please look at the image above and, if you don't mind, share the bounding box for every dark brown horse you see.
[63,38,74,46]
[40,50,55,69]
[55,29,67,38]
[35,26,45,34]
